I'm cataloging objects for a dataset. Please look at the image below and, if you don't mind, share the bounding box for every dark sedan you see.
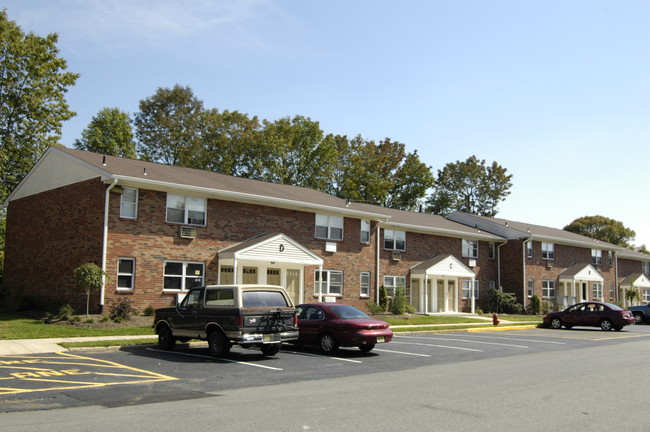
[543,301,635,331]
[296,303,393,353]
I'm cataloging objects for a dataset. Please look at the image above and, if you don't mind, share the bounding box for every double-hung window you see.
[383,275,406,297]
[360,272,370,297]
[592,282,603,300]
[542,280,555,298]
[166,194,206,225]
[527,279,534,297]
[315,215,343,241]
[120,188,138,219]
[315,270,343,296]
[526,241,533,258]
[462,280,479,299]
[163,261,204,291]
[360,220,370,244]
[542,242,555,260]
[384,229,405,251]
[117,258,135,290]
[462,239,478,258]
[592,249,602,266]
[643,261,650,276]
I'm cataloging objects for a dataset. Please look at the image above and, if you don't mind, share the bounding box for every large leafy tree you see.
[198,108,262,177]
[564,215,636,248]
[74,107,136,158]
[426,155,512,217]
[0,9,79,202]
[257,115,337,190]
[134,84,204,167]
[331,136,433,210]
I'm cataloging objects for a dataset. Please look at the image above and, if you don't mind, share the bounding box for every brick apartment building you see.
[2,146,649,315]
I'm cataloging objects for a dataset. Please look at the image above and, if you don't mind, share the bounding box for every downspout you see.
[521,239,531,307]
[101,179,119,313]
[615,252,619,305]
[375,221,383,304]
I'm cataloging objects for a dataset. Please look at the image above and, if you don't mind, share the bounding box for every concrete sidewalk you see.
[0,335,156,355]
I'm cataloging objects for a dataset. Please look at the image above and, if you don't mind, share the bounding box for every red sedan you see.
[296,303,393,353]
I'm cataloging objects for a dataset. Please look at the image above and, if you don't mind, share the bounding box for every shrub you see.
[527,295,541,315]
[378,285,388,311]
[108,297,137,321]
[391,287,407,315]
[366,301,385,315]
[143,305,156,316]
[488,288,522,314]
[57,304,75,321]
[542,300,553,314]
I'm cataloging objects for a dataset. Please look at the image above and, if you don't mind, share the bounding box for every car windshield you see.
[329,305,370,319]
[242,291,289,308]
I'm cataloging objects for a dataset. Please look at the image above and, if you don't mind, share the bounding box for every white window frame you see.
[527,279,534,297]
[166,194,206,226]
[315,270,343,296]
[383,275,406,297]
[462,239,479,259]
[315,214,343,241]
[163,261,205,291]
[643,289,650,303]
[592,249,602,266]
[542,242,555,260]
[643,261,650,276]
[526,241,533,259]
[592,282,603,300]
[384,229,406,251]
[488,242,495,259]
[360,272,371,297]
[608,251,613,267]
[119,187,138,219]
[610,283,615,300]
[117,258,135,290]
[542,280,556,298]
[462,280,479,299]
[360,220,370,244]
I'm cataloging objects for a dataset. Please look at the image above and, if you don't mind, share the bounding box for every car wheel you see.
[319,333,339,354]
[208,331,230,358]
[260,344,281,356]
[634,313,644,325]
[550,317,562,329]
[158,325,176,351]
[600,319,613,331]
[359,344,375,353]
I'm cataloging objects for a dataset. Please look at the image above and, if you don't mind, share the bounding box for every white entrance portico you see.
[619,273,650,307]
[557,263,604,309]
[410,254,475,314]
[217,233,324,305]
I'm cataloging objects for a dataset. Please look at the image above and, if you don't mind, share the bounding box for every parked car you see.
[628,302,650,324]
[543,301,635,331]
[296,303,393,353]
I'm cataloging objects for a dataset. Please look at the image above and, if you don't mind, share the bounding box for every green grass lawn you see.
[0,313,154,340]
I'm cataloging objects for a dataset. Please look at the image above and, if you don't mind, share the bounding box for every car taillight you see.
[294,314,298,326]
[236,315,243,327]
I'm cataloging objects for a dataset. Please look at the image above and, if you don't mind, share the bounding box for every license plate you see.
[377,336,385,343]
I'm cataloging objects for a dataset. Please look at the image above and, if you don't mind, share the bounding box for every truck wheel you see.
[260,344,281,356]
[208,331,230,358]
[158,326,176,351]
[634,313,644,325]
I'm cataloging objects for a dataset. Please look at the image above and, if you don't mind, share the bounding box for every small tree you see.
[378,285,388,311]
[391,286,407,315]
[72,263,105,317]
[625,288,640,307]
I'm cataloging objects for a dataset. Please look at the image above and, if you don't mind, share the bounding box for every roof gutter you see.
[101,178,119,312]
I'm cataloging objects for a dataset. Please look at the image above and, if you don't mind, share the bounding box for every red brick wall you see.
[4,179,106,312]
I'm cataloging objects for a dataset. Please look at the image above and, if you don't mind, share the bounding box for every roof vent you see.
[180,226,197,239]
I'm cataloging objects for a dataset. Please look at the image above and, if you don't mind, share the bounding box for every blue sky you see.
[5,0,650,247]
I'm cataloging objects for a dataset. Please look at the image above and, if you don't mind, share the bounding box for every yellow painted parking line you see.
[0,352,177,396]
[526,331,650,342]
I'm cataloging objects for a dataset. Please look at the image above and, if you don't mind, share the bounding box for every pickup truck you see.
[629,302,650,324]
[154,284,298,357]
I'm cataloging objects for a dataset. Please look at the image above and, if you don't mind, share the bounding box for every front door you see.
[286,269,301,305]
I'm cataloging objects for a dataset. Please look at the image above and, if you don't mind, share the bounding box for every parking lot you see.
[2,325,650,412]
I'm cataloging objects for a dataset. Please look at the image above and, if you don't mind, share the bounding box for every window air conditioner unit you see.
[180,226,197,239]
[391,251,401,261]
[325,242,337,253]
[468,259,477,268]
[546,261,553,268]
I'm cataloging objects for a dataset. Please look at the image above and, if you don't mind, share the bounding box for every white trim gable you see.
[559,264,604,282]
[411,254,475,278]
[219,233,323,266]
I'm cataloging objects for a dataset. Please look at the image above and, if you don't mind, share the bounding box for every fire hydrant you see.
[492,313,500,326]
